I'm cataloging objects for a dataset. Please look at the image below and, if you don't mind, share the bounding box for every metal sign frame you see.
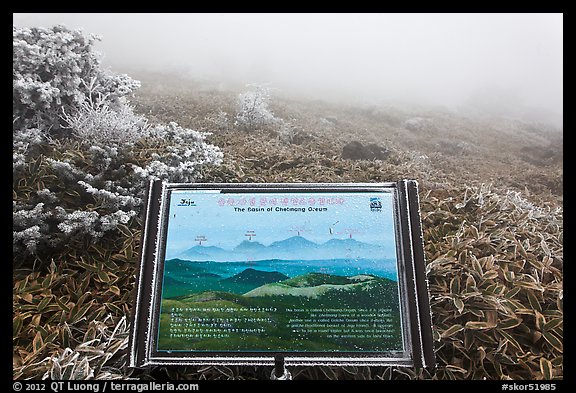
[129,181,434,368]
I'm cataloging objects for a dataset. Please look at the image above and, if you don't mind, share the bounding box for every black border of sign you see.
[129,180,435,369]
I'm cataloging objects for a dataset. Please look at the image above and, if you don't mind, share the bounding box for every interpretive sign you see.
[129,181,434,368]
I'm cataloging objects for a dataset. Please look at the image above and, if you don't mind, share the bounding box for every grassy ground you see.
[13,71,562,380]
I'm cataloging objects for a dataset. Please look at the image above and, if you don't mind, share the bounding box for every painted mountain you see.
[233,240,268,253]
[175,235,394,262]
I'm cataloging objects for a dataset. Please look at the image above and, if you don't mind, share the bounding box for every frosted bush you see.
[13,153,27,173]
[12,204,138,254]
[234,84,280,130]
[77,181,141,209]
[13,127,46,174]
[13,203,50,228]
[57,210,100,236]
[13,185,141,254]
[57,209,137,238]
[86,145,117,172]
[206,110,231,132]
[13,127,45,154]
[99,210,137,232]
[36,189,59,203]
[14,122,223,258]
[13,202,53,254]
[132,122,223,183]
[13,25,223,261]
[46,158,94,182]
[61,88,149,144]
[13,25,140,132]
[13,226,42,253]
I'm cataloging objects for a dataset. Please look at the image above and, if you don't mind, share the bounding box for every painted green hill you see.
[220,268,289,286]
[243,273,393,299]
[281,272,373,287]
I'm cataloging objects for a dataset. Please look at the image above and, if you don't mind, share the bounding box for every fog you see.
[13,13,563,126]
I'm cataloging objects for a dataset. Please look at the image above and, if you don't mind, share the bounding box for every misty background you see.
[13,13,563,127]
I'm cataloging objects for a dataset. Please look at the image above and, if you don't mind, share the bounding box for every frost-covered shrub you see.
[14,137,136,256]
[13,25,140,132]
[13,117,223,259]
[13,169,141,255]
[57,209,137,238]
[13,126,45,154]
[13,126,47,172]
[77,181,141,209]
[13,203,51,254]
[132,122,223,183]
[13,25,223,263]
[13,122,222,259]
[234,84,280,130]
[12,225,43,254]
[61,84,149,144]
[206,110,231,132]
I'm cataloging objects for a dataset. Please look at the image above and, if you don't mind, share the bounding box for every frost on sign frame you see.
[129,181,434,368]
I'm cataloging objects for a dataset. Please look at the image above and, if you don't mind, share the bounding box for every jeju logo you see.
[370,197,382,212]
[177,198,196,207]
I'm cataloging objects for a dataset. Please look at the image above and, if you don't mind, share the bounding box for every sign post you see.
[129,181,434,370]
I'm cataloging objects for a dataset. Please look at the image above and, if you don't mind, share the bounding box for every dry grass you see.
[13,71,562,380]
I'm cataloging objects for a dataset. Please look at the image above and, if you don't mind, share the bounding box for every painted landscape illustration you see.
[157,191,404,353]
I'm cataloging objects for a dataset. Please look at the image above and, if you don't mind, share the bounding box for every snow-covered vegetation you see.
[13,25,222,262]
[234,83,280,130]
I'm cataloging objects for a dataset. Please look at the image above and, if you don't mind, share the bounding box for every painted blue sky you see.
[163,190,397,259]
